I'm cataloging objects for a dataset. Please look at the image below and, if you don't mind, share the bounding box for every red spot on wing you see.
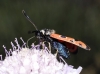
[58,40,78,54]
[65,42,78,54]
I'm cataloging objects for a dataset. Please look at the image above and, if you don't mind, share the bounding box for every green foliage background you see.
[0,0,100,74]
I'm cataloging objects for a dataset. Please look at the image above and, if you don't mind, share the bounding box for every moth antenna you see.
[22,10,38,30]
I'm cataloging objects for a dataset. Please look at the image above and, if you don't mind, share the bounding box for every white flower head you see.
[0,37,82,74]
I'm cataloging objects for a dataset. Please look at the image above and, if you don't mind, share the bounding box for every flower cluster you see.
[0,37,82,74]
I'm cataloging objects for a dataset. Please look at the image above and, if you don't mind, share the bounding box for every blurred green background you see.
[0,0,100,74]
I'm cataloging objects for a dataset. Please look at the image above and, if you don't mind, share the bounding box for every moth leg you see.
[48,42,51,53]
[42,41,46,50]
[41,41,49,52]
[59,56,66,64]
[55,49,66,64]
[55,49,58,57]
[40,41,45,56]
[42,42,51,53]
